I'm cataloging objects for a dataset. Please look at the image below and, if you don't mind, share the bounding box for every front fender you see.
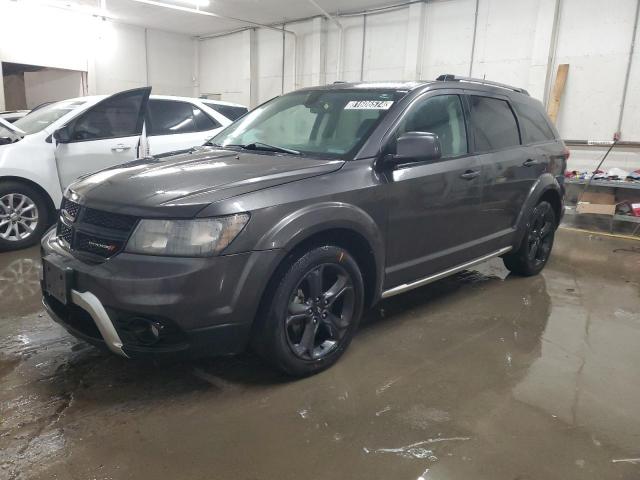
[513,173,563,248]
[255,201,386,302]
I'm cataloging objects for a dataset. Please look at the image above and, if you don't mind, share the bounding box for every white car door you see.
[53,87,151,188]
[146,99,225,155]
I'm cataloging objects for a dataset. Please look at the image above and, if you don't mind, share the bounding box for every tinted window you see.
[204,102,248,121]
[71,91,146,141]
[147,100,220,135]
[193,106,221,131]
[469,96,520,152]
[513,101,555,144]
[395,94,467,158]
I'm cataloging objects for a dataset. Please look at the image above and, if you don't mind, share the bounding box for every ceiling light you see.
[170,0,210,7]
[130,0,215,16]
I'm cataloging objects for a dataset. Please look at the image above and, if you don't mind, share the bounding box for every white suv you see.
[0,88,247,250]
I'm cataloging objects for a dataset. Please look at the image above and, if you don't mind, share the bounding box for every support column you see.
[249,28,259,107]
[0,62,5,111]
[310,17,327,86]
[403,2,426,80]
[527,0,561,101]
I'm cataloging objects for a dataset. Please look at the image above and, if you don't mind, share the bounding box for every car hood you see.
[70,147,344,217]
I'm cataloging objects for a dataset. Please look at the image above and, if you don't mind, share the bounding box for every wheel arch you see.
[255,202,386,310]
[513,174,564,249]
[0,175,57,222]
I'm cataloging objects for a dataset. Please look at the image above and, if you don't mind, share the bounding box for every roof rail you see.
[436,74,529,95]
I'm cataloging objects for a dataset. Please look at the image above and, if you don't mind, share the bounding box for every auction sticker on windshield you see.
[344,100,394,110]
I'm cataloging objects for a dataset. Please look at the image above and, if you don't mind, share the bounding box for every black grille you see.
[57,222,73,245]
[61,198,80,220]
[83,207,138,231]
[56,198,138,260]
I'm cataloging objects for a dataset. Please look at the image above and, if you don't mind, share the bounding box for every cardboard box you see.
[578,192,615,204]
[576,203,616,215]
[576,191,616,215]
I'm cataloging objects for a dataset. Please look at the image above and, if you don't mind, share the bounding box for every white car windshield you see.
[13,99,87,135]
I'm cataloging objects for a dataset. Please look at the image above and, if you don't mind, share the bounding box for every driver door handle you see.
[460,169,481,180]
[523,158,539,167]
[111,144,132,152]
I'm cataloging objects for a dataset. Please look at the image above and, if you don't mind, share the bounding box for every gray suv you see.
[41,75,567,376]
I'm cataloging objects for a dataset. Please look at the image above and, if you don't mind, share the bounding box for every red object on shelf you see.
[632,203,640,217]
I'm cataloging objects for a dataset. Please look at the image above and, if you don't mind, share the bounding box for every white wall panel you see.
[326,16,366,83]
[471,0,540,89]
[256,28,285,104]
[616,1,640,141]
[92,22,148,94]
[0,2,94,72]
[0,2,196,102]
[24,69,83,108]
[363,8,410,80]
[199,31,251,106]
[421,0,476,80]
[146,30,195,97]
[553,0,637,140]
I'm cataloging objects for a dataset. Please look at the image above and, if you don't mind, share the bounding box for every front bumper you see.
[41,229,281,358]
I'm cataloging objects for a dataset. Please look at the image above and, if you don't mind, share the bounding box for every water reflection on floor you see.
[0,229,639,480]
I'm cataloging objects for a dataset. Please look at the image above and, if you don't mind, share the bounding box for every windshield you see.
[210,89,402,159]
[13,99,87,135]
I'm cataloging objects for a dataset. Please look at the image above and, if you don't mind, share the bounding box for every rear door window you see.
[513,101,556,144]
[468,96,520,153]
[147,100,221,136]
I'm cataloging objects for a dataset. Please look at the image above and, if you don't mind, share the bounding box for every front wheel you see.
[255,245,365,377]
[503,201,557,276]
[0,182,51,251]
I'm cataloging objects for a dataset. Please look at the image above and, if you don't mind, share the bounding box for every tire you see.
[0,181,51,251]
[503,201,557,276]
[254,245,365,377]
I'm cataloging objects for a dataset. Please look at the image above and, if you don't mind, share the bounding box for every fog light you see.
[129,317,162,345]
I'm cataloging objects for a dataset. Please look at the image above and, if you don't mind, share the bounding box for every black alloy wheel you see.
[254,245,364,377]
[503,201,557,276]
[285,263,355,360]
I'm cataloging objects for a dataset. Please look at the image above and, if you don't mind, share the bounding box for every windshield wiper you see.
[239,142,300,155]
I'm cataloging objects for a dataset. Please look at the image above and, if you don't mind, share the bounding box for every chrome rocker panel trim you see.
[381,246,512,299]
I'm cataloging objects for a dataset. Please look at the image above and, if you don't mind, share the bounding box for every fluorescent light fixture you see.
[173,0,210,6]
[130,0,216,16]
[31,0,117,19]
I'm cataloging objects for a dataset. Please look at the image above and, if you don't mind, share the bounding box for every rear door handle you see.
[523,158,538,167]
[111,144,132,152]
[460,169,481,180]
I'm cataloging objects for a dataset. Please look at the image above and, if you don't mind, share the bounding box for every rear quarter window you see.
[513,101,556,144]
[469,95,520,153]
[204,103,248,121]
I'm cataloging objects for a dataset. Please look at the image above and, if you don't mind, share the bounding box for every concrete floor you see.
[1,228,639,480]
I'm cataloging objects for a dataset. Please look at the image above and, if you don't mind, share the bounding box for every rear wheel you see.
[0,182,51,251]
[254,245,365,377]
[503,201,556,276]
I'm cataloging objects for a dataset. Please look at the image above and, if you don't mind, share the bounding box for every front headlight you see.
[125,213,249,257]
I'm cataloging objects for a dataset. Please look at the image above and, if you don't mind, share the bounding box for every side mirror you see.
[387,131,442,167]
[53,126,72,144]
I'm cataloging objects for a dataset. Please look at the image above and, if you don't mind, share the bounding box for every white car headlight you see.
[125,213,249,257]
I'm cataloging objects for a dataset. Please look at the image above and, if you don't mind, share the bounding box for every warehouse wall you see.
[197,0,640,163]
[24,69,84,109]
[0,2,195,108]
